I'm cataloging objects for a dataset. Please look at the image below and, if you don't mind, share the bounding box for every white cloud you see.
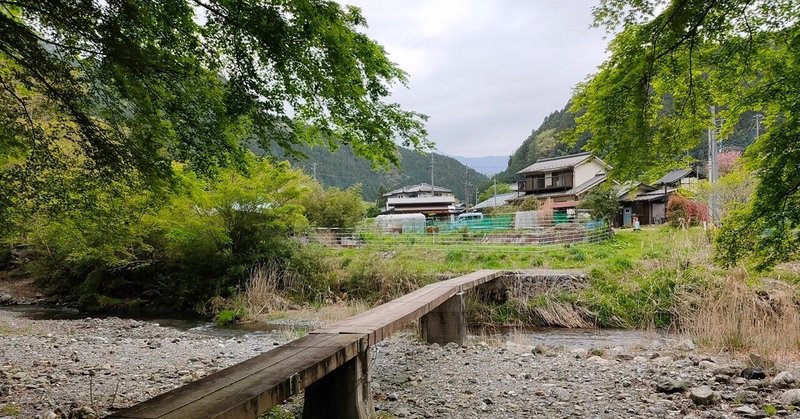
[341,0,609,157]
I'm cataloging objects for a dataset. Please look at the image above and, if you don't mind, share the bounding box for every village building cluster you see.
[380,152,701,227]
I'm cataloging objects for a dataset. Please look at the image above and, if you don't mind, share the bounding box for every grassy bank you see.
[227,226,800,355]
[320,227,716,328]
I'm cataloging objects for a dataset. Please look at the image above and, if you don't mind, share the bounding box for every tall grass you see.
[677,269,800,355]
[243,263,293,320]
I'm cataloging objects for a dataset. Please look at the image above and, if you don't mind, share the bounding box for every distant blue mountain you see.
[449,155,509,176]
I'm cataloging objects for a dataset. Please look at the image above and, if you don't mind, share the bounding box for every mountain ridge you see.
[250,143,490,203]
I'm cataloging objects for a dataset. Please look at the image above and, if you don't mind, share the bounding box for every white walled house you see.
[383,183,456,216]
[516,152,611,209]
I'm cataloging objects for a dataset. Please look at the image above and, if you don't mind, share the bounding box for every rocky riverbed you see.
[366,336,800,418]
[2,308,800,418]
[0,308,290,418]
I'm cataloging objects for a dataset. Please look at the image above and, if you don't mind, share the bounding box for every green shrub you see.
[580,184,621,223]
[22,154,312,313]
[214,309,241,326]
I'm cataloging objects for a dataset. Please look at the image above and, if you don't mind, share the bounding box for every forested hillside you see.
[258,144,489,203]
[495,104,587,183]
[496,102,761,183]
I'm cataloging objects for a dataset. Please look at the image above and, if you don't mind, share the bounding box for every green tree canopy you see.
[302,184,365,229]
[574,0,800,267]
[579,183,620,224]
[0,0,429,234]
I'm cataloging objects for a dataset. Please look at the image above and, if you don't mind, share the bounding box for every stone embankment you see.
[2,308,800,418]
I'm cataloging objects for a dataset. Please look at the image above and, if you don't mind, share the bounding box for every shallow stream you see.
[1,305,669,349]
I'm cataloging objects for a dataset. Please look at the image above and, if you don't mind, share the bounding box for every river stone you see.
[552,387,571,401]
[735,405,757,415]
[587,356,611,366]
[677,339,696,351]
[699,360,718,369]
[656,378,688,394]
[781,389,800,405]
[689,385,717,405]
[713,366,739,377]
[70,406,97,419]
[741,367,767,380]
[734,390,761,404]
[773,371,795,389]
[0,294,12,305]
[531,344,551,355]
[747,353,776,371]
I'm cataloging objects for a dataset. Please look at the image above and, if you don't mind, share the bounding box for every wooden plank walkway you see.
[108,269,503,419]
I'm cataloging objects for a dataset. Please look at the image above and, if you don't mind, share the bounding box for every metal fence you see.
[300,210,613,252]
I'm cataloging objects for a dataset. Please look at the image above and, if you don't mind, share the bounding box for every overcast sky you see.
[341,0,610,158]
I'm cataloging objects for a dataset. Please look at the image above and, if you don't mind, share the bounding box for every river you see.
[0,304,668,350]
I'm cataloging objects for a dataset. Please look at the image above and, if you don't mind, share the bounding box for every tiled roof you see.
[474,192,520,209]
[384,183,452,196]
[517,152,593,174]
[654,168,694,185]
[569,174,608,196]
[614,181,657,198]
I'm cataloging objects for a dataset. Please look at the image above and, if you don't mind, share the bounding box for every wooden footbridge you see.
[108,269,564,419]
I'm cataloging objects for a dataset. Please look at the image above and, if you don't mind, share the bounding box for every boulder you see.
[772,371,795,389]
[747,353,776,372]
[741,367,766,380]
[734,390,761,404]
[656,378,688,394]
[698,360,718,370]
[689,385,718,405]
[677,339,696,351]
[712,366,739,377]
[0,294,12,305]
[781,389,800,406]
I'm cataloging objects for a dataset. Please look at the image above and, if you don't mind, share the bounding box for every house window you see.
[533,175,545,189]
[553,171,563,187]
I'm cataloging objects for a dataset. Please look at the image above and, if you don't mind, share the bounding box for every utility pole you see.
[430,153,435,188]
[493,178,497,208]
[708,106,720,225]
[463,166,470,207]
[312,162,317,180]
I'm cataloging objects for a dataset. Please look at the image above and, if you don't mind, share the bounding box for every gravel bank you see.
[367,335,800,418]
[0,309,289,418]
[2,308,800,418]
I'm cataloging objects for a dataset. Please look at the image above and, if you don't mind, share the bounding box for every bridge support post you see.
[303,346,372,419]
[420,292,465,345]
